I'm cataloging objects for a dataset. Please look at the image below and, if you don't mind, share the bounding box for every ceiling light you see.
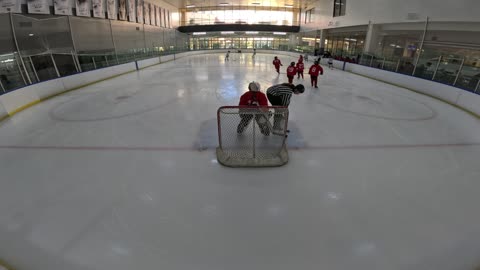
[186,4,195,8]
[246,31,259,34]
[28,33,34,36]
[221,31,234,34]
[193,32,206,35]
[273,32,287,35]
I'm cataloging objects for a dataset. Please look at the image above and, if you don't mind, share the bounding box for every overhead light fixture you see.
[193,32,206,35]
[246,31,259,34]
[28,33,34,36]
[251,2,260,5]
[273,32,287,35]
[285,4,293,7]
[221,31,234,34]
[219,2,229,5]
[186,4,195,8]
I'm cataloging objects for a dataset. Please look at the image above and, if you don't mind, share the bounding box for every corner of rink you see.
[0,259,15,270]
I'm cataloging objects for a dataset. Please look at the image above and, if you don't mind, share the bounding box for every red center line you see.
[0,143,479,152]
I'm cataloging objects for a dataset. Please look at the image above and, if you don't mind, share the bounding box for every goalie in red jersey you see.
[237,82,270,136]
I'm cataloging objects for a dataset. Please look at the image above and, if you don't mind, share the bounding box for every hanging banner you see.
[143,1,149,25]
[155,5,160,26]
[118,0,126,20]
[162,9,167,28]
[92,0,104,17]
[158,8,164,27]
[106,0,116,19]
[167,9,170,27]
[149,2,154,25]
[76,0,90,16]
[0,0,21,13]
[136,0,142,23]
[151,4,156,25]
[127,0,134,22]
[163,8,166,28]
[54,0,72,15]
[27,0,50,14]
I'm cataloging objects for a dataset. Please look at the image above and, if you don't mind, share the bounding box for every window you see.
[183,7,298,26]
[333,0,346,17]
[304,8,314,23]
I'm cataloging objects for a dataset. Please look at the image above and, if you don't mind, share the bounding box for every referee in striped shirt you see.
[266,83,305,129]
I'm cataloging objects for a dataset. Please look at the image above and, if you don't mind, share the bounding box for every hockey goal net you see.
[216,106,289,167]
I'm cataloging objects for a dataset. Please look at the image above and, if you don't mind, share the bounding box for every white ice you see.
[1,53,480,270]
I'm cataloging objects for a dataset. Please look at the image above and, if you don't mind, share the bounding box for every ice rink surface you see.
[1,53,480,270]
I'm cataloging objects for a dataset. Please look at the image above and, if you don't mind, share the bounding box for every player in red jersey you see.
[308,61,324,88]
[273,56,283,74]
[286,62,297,84]
[237,82,270,136]
[296,58,305,79]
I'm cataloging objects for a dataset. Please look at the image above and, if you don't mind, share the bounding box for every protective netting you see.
[216,106,289,167]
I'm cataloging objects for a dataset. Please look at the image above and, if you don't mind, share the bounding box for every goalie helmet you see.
[248,81,261,92]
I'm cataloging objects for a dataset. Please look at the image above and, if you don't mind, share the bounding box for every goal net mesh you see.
[216,106,289,167]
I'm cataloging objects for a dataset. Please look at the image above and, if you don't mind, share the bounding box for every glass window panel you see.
[340,0,346,16]
[53,54,78,76]
[456,65,480,91]
[70,17,115,54]
[31,55,58,81]
[21,56,39,84]
[0,53,26,92]
[112,21,145,53]
[433,57,463,85]
[78,55,96,71]
[413,57,436,79]
[184,7,297,26]
[90,55,106,69]
[333,0,340,17]
[0,15,17,55]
